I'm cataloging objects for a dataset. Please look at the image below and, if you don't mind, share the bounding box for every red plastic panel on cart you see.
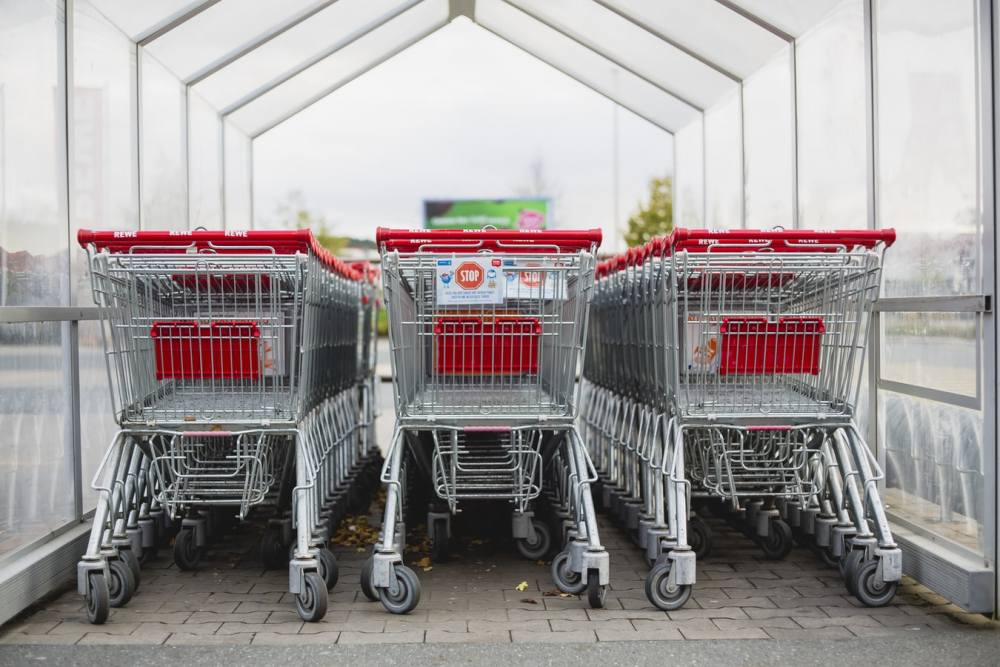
[150,321,261,380]
[434,317,542,375]
[718,317,825,376]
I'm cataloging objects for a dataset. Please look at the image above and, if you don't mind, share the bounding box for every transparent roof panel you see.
[194,0,418,113]
[506,0,736,110]
[597,0,788,80]
[229,0,449,137]
[88,0,210,42]
[726,0,843,39]
[476,0,698,132]
[143,0,325,83]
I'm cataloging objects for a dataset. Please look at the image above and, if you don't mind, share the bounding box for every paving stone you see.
[508,608,589,622]
[749,577,825,589]
[136,623,221,635]
[714,617,800,631]
[338,630,425,644]
[426,630,512,643]
[251,632,341,645]
[793,614,882,629]
[207,592,283,604]
[666,608,749,621]
[511,629,596,643]
[426,609,506,623]
[216,621,303,635]
[166,632,254,645]
[722,586,799,599]
[586,609,670,622]
[596,628,683,642]
[78,632,170,645]
[765,626,855,640]
[769,595,856,609]
[744,606,828,620]
[680,626,770,640]
[469,619,540,633]
[0,621,59,635]
[0,633,85,645]
[348,609,429,622]
[694,596,777,609]
[47,622,139,635]
[157,601,239,614]
[550,619,634,632]
[384,620,468,633]
[185,611,270,624]
[298,620,385,634]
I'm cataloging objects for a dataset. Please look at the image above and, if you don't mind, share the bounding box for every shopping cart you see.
[583,228,900,610]
[367,227,609,613]
[76,229,376,624]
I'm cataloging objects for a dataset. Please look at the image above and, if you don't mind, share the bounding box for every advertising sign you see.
[423,199,551,230]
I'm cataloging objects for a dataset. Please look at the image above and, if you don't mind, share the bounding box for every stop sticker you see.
[520,263,542,288]
[455,261,484,290]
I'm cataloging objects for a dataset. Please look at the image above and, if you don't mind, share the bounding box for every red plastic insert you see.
[718,316,825,376]
[434,317,542,375]
[171,273,272,292]
[150,320,261,381]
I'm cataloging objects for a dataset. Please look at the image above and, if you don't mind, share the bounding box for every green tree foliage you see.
[276,190,347,254]
[624,175,673,248]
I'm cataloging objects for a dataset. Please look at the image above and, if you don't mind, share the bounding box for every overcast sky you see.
[252,16,673,255]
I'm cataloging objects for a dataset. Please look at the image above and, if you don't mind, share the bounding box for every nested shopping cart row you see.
[582,228,902,610]
[368,227,610,613]
[76,229,381,624]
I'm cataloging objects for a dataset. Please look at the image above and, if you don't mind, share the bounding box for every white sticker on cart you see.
[435,258,504,305]
[685,320,719,374]
[503,262,567,301]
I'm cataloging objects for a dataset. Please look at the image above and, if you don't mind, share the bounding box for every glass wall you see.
[224,121,253,229]
[674,116,704,229]
[140,51,188,230]
[874,0,987,555]
[188,91,223,230]
[703,89,743,229]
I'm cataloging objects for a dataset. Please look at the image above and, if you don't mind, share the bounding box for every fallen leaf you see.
[536,560,546,566]
[415,557,431,568]
[422,566,433,572]
[356,547,365,553]
[521,598,537,604]
[515,581,529,592]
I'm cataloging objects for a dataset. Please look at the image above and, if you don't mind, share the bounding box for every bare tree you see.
[514,154,561,200]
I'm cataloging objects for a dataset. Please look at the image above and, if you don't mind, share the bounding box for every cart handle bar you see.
[376,227,602,254]
[77,229,366,282]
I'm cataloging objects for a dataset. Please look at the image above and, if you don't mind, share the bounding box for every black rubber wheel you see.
[792,526,812,549]
[432,519,449,564]
[759,519,794,560]
[295,572,329,622]
[811,540,839,569]
[360,557,379,601]
[841,549,865,595]
[120,548,141,589]
[85,572,110,625]
[172,528,204,571]
[550,550,585,594]
[107,559,135,608]
[261,528,288,570]
[688,517,714,560]
[853,559,898,607]
[516,520,552,560]
[379,565,422,614]
[586,569,606,609]
[317,548,339,591]
[643,549,657,570]
[645,563,692,611]
[137,544,158,567]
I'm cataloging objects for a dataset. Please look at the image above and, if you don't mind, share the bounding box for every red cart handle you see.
[667,227,896,253]
[376,227,602,254]
[77,229,363,281]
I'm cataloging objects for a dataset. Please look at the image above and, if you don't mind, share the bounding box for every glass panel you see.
[140,52,188,230]
[476,0,697,133]
[0,323,74,558]
[86,0,206,41]
[224,122,252,229]
[507,0,737,110]
[674,116,704,228]
[880,390,985,555]
[598,0,787,80]
[229,0,449,137]
[742,48,793,228]
[726,0,843,39]
[194,0,416,113]
[703,89,742,229]
[79,318,117,510]
[796,0,867,230]
[0,0,69,307]
[876,0,981,298]
[188,91,223,229]
[883,312,978,397]
[144,0,321,83]
[73,0,139,307]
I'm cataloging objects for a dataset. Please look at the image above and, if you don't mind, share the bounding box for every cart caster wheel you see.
[792,526,812,549]
[120,548,141,589]
[840,549,865,595]
[85,572,110,625]
[645,563,692,611]
[378,565,421,614]
[432,519,450,564]
[643,550,658,570]
[811,540,839,569]
[551,550,586,594]
[173,528,205,571]
[317,548,339,591]
[853,559,898,607]
[261,527,288,570]
[759,519,793,560]
[295,572,328,622]
[137,544,158,567]
[587,570,606,609]
[108,559,136,608]
[688,517,713,560]
[516,520,552,560]
[360,556,379,601]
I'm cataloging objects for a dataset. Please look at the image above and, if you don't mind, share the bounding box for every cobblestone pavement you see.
[1,505,997,647]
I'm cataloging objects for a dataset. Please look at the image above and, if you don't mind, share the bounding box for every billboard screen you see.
[423,199,551,230]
